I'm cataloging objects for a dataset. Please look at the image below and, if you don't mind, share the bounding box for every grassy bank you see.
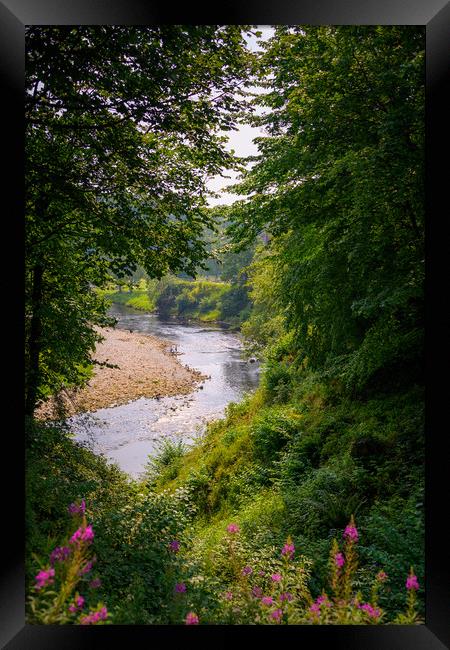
[148,363,424,620]
[97,288,157,312]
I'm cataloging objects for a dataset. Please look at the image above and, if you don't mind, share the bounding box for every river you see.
[68,303,260,479]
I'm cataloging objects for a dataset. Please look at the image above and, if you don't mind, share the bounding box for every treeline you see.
[101,274,251,328]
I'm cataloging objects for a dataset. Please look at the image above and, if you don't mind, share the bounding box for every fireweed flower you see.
[309,603,320,615]
[281,542,295,559]
[334,552,345,568]
[252,586,263,598]
[224,591,233,601]
[360,603,381,619]
[343,524,359,543]
[376,570,388,582]
[49,546,71,565]
[279,592,293,602]
[242,566,252,576]
[271,573,282,582]
[35,568,55,590]
[175,583,187,593]
[185,612,199,625]
[69,595,85,612]
[80,606,108,625]
[227,523,240,534]
[68,499,86,516]
[81,525,94,544]
[78,557,96,576]
[70,525,94,546]
[406,574,420,590]
[258,570,265,577]
[261,596,274,606]
[270,608,283,622]
[169,540,180,552]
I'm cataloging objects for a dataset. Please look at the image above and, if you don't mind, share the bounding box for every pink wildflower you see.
[80,606,108,625]
[175,583,186,593]
[280,592,293,602]
[309,603,320,615]
[185,611,199,625]
[49,546,71,565]
[69,595,85,612]
[35,568,55,590]
[70,524,94,546]
[258,570,265,577]
[271,573,282,582]
[242,566,252,576]
[281,542,295,558]
[78,557,96,576]
[81,525,94,544]
[227,523,240,534]
[169,540,180,552]
[406,574,419,590]
[261,596,274,606]
[376,570,388,582]
[224,591,233,601]
[360,603,381,619]
[343,524,359,543]
[89,578,102,589]
[70,528,82,545]
[68,499,86,516]
[334,552,345,568]
[252,586,263,598]
[270,608,283,622]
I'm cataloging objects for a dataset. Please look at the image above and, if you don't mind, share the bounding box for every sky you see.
[205,26,274,207]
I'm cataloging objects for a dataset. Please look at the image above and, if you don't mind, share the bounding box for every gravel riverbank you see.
[36,326,206,419]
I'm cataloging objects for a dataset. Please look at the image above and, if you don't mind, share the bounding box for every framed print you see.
[1,0,449,647]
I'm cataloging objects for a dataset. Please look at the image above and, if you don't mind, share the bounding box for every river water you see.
[68,303,260,479]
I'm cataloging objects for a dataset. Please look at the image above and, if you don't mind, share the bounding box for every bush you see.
[250,408,297,465]
[144,438,187,486]
[262,360,293,403]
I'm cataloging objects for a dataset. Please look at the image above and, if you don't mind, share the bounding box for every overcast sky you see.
[206,26,274,207]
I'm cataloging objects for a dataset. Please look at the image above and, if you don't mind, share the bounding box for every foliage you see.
[25,25,256,413]
[98,288,156,312]
[25,421,196,624]
[144,438,188,486]
[154,371,424,619]
[27,503,109,625]
[140,517,422,625]
[228,26,424,393]
[154,275,250,326]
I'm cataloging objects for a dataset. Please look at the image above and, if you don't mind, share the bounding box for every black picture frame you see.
[2,0,449,647]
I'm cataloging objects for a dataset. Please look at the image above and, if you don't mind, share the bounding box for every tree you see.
[227,26,424,392]
[25,25,255,415]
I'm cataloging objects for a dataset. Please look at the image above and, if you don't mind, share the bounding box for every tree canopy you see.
[25,25,255,413]
[227,26,424,392]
